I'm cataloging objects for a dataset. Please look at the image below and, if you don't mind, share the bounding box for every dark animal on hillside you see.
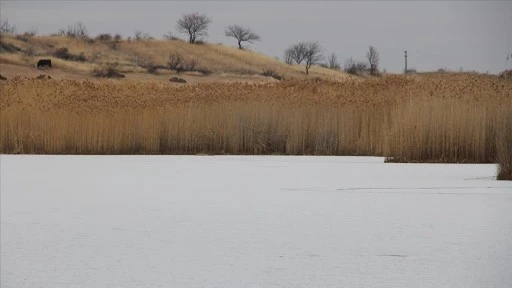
[36,59,52,69]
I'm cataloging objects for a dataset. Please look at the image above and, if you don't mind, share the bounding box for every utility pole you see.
[404,50,408,74]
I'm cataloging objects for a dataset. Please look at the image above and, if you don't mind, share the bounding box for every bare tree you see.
[134,31,151,41]
[59,22,88,39]
[176,12,212,44]
[327,52,340,70]
[304,41,323,75]
[284,47,294,65]
[284,42,307,65]
[366,45,380,75]
[224,25,260,49]
[283,41,323,74]
[0,18,16,35]
[163,32,179,41]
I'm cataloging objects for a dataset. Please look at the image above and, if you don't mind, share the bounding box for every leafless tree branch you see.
[224,25,260,49]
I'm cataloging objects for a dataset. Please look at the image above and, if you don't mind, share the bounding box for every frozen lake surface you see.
[1,155,512,288]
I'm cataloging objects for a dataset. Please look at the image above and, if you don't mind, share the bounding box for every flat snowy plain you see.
[1,155,511,288]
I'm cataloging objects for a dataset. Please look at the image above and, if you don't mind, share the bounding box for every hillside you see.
[0,35,354,83]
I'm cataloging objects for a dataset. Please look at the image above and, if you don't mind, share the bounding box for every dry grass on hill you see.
[1,73,511,171]
[0,35,352,81]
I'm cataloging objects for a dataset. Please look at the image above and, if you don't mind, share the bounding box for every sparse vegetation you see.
[0,35,343,80]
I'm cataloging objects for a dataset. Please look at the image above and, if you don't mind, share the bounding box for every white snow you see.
[1,155,511,288]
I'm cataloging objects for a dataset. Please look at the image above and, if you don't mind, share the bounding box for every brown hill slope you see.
[0,35,354,82]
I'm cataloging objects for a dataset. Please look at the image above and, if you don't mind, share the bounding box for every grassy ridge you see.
[0,35,351,81]
[1,73,511,169]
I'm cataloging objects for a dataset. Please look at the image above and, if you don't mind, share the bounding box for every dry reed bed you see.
[497,111,512,180]
[1,74,511,166]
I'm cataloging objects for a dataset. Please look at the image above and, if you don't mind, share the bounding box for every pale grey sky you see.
[1,1,511,73]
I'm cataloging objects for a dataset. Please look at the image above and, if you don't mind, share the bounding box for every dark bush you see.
[0,41,21,53]
[53,47,86,62]
[92,67,125,78]
[54,47,70,59]
[499,70,512,80]
[168,53,183,71]
[96,33,112,41]
[344,57,369,76]
[169,76,187,83]
[35,74,52,80]
[261,69,283,80]
[15,31,36,42]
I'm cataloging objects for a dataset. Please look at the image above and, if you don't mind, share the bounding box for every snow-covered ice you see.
[1,155,511,288]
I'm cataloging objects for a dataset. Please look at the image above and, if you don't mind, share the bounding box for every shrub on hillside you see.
[0,40,21,53]
[58,22,88,39]
[169,76,187,83]
[499,70,512,80]
[96,33,113,41]
[167,53,205,74]
[24,46,36,56]
[344,57,369,76]
[92,67,125,78]
[53,47,86,62]
[15,30,37,42]
[262,69,283,80]
[163,32,180,41]
[167,53,183,71]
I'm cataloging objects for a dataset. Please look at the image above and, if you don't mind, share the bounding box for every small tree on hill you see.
[285,42,307,65]
[59,22,88,39]
[224,25,260,49]
[366,45,380,75]
[176,12,212,44]
[327,52,340,70]
[303,41,323,75]
[284,41,323,74]
[0,18,16,36]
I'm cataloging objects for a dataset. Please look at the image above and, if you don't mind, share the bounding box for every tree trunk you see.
[238,41,242,49]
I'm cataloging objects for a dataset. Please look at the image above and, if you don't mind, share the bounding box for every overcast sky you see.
[1,1,511,73]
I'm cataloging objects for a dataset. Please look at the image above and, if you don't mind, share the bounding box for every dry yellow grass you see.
[1,73,511,167]
[0,35,353,81]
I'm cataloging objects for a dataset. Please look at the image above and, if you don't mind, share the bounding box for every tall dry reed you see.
[1,74,511,165]
[496,110,512,180]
